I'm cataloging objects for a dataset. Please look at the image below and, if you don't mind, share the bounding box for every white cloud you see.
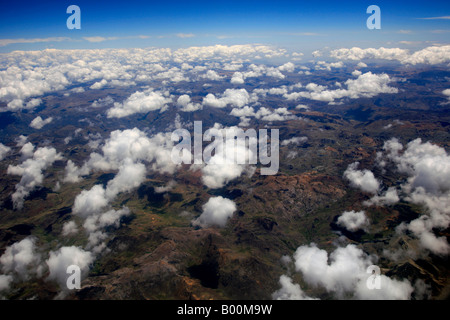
[231,72,245,84]
[0,143,11,161]
[202,70,223,81]
[46,246,94,288]
[29,116,53,129]
[343,162,380,194]
[7,146,62,209]
[281,136,308,146]
[90,79,108,90]
[62,221,79,236]
[337,210,370,232]
[378,138,450,255]
[283,72,397,104]
[192,196,237,228]
[203,88,256,108]
[0,274,13,293]
[176,94,202,112]
[107,89,171,118]
[330,45,450,65]
[272,275,317,300]
[0,237,41,279]
[293,243,413,299]
[364,187,399,206]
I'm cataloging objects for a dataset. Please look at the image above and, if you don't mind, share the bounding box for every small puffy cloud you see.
[203,88,255,108]
[272,275,317,300]
[62,221,79,236]
[281,136,308,146]
[90,79,108,90]
[202,70,223,81]
[0,237,41,279]
[46,246,94,288]
[91,96,114,108]
[231,72,245,84]
[73,185,109,218]
[192,196,237,228]
[200,125,257,188]
[176,94,202,112]
[337,210,370,232]
[364,187,399,206]
[107,89,172,118]
[278,62,295,72]
[0,275,13,293]
[20,142,35,158]
[29,116,53,129]
[343,162,380,194]
[0,143,11,161]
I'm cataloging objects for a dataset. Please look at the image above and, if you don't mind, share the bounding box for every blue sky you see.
[0,0,449,53]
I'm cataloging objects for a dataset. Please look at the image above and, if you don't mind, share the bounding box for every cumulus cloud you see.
[7,146,62,209]
[0,143,11,161]
[0,275,13,294]
[281,136,308,146]
[364,187,399,206]
[337,210,370,232]
[283,72,397,104]
[46,246,94,289]
[200,125,257,188]
[0,45,287,111]
[64,127,178,183]
[272,275,317,300]
[192,196,237,228]
[176,94,202,112]
[202,70,223,81]
[29,116,53,129]
[378,138,450,255]
[0,237,42,280]
[203,88,256,108]
[107,89,171,118]
[62,221,79,236]
[330,45,450,65]
[343,162,380,194]
[293,243,413,299]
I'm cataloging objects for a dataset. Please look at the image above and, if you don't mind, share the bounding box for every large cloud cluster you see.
[64,127,178,183]
[65,128,180,250]
[330,45,450,65]
[7,145,62,209]
[0,45,287,111]
[283,72,397,104]
[276,243,414,299]
[377,138,450,255]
